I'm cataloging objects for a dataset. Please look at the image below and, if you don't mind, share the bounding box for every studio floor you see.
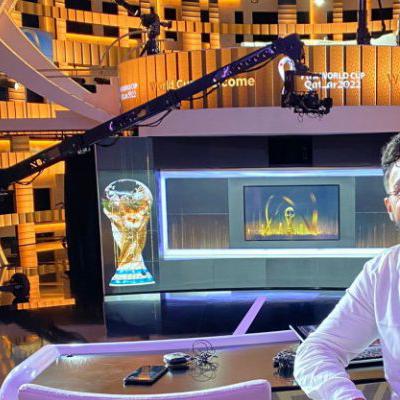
[0,289,343,385]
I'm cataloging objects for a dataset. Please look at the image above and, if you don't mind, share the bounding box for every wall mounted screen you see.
[244,185,340,241]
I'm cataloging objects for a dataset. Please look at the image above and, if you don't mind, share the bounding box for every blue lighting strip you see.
[163,248,384,259]
[160,168,383,179]
[159,171,169,257]
[159,168,384,260]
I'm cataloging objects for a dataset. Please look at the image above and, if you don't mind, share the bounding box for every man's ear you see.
[385,197,395,221]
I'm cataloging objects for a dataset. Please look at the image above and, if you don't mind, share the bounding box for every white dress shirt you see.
[294,245,400,400]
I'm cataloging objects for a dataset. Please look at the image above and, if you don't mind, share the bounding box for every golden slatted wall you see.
[0,102,64,119]
[119,45,400,111]
[394,0,400,18]
[278,1,297,25]
[332,0,343,40]
[53,39,132,66]
[208,1,220,49]
[14,0,398,43]
[182,0,202,51]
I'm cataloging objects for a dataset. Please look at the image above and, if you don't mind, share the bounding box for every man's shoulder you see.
[366,244,400,275]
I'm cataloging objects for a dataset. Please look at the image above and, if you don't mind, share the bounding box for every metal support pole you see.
[357,0,371,44]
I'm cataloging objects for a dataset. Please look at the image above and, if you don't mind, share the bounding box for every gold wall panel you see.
[219,48,233,108]
[0,102,60,119]
[83,11,93,24]
[255,59,272,107]
[154,53,167,100]
[81,42,91,65]
[362,45,377,105]
[243,24,252,35]
[391,47,400,106]
[138,56,149,105]
[252,25,260,35]
[328,46,344,106]
[205,49,218,108]
[145,55,157,107]
[190,50,205,109]
[130,52,140,108]
[311,46,327,100]
[120,45,400,112]
[53,38,133,67]
[345,46,361,106]
[377,46,391,106]
[177,52,190,110]
[261,24,270,35]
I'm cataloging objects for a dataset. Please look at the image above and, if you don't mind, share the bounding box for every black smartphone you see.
[123,365,168,385]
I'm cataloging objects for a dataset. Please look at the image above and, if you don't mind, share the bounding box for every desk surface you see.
[33,341,385,395]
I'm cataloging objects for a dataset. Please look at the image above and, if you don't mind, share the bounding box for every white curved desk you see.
[0,330,385,400]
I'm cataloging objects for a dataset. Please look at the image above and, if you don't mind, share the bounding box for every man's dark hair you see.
[382,133,400,192]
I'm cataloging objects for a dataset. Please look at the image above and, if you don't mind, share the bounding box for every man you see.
[113,1,171,56]
[294,133,400,400]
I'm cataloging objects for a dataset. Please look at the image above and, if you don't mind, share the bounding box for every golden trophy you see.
[102,179,155,286]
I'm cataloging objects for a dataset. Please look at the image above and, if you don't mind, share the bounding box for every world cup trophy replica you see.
[102,179,155,286]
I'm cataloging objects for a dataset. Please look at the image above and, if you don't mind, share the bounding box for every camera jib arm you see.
[0,34,317,190]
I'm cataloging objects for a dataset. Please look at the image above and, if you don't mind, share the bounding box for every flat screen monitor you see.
[244,185,340,241]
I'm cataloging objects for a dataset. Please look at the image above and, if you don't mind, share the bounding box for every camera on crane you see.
[140,13,158,29]
[281,70,332,116]
[139,7,172,56]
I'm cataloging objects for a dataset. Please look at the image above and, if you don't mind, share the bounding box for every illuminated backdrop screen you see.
[95,137,397,296]
[244,185,340,241]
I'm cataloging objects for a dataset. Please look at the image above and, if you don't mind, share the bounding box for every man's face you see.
[384,162,400,228]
